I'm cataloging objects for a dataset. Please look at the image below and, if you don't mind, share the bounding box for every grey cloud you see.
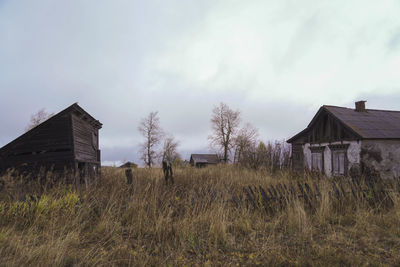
[101,145,140,164]
[242,100,317,141]
[275,12,322,72]
[352,91,400,111]
[388,29,400,50]
[1,1,400,164]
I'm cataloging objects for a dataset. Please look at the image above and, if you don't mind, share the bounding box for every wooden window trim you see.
[310,146,325,153]
[310,146,325,172]
[329,144,349,176]
[328,144,349,151]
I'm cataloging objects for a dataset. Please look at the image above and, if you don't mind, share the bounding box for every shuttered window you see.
[310,146,325,172]
[332,150,346,175]
[329,144,349,176]
[311,152,323,171]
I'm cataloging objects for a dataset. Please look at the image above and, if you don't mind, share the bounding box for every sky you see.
[1,0,400,166]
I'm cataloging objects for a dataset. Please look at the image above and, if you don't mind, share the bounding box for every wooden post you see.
[75,161,80,191]
[84,163,89,189]
[96,164,101,184]
[125,169,133,184]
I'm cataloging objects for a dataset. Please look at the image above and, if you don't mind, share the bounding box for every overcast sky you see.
[1,0,400,166]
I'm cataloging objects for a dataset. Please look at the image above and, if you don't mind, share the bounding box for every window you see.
[92,132,98,150]
[310,146,325,172]
[312,153,323,171]
[329,144,349,176]
[332,151,345,175]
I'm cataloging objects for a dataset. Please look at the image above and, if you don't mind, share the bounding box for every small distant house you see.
[190,154,220,167]
[287,101,400,179]
[119,161,137,168]
[0,103,102,187]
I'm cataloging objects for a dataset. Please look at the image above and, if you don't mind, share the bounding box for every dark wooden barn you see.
[0,103,102,187]
[119,161,137,168]
[288,101,400,179]
[190,154,220,167]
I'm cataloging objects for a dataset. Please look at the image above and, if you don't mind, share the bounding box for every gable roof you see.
[119,162,137,168]
[288,105,400,143]
[190,154,219,164]
[0,103,102,153]
[323,105,400,139]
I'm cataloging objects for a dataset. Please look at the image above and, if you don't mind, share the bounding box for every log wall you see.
[0,112,74,172]
[71,113,100,163]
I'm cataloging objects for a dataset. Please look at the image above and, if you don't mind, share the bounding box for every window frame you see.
[329,144,349,176]
[310,146,325,173]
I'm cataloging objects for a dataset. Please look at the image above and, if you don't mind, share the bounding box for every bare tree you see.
[138,111,164,168]
[233,124,259,166]
[255,141,268,169]
[162,135,181,163]
[209,102,241,163]
[25,108,54,132]
[253,140,292,172]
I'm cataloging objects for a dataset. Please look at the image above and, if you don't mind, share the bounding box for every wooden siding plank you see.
[71,114,99,163]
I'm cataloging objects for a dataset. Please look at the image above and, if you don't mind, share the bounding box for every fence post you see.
[243,187,257,209]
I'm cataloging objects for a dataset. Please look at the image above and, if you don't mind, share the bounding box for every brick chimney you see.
[355,100,366,112]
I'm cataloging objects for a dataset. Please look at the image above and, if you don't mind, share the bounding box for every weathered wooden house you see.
[0,103,102,187]
[119,161,137,168]
[190,154,220,167]
[287,101,400,179]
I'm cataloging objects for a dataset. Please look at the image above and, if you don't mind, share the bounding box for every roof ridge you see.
[364,108,400,113]
[324,105,400,113]
[0,103,101,153]
[322,105,348,108]
[289,104,400,142]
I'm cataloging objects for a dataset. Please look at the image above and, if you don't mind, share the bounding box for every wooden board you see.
[71,113,100,163]
[292,144,304,172]
[0,104,102,175]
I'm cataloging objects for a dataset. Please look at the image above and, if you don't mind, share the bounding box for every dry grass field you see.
[1,166,400,266]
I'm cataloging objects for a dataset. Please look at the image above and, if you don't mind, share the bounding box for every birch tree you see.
[233,123,259,166]
[162,135,180,163]
[138,111,163,168]
[208,102,241,163]
[25,108,54,132]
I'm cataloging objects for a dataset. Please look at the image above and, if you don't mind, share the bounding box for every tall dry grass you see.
[1,165,400,266]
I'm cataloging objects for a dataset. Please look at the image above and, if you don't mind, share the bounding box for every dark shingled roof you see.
[0,103,102,153]
[119,162,137,168]
[323,105,400,139]
[190,154,220,164]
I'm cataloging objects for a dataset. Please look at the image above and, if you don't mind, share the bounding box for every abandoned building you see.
[119,161,137,168]
[0,103,102,187]
[287,101,400,179]
[190,154,220,167]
